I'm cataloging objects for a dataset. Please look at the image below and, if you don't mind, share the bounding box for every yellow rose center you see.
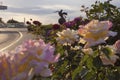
[85,31,108,40]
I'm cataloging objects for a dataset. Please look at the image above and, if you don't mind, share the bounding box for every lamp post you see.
[0,2,7,10]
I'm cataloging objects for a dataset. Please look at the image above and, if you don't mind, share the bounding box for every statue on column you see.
[55,9,67,25]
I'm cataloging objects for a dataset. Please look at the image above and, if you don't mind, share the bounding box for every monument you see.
[55,9,67,25]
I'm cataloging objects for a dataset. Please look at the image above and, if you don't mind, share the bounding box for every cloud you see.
[39,4,79,11]
[1,0,119,24]
[1,11,59,24]
[6,6,53,15]
[5,4,80,17]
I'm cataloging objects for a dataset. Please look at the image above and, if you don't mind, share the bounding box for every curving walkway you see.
[0,30,20,51]
[0,28,34,52]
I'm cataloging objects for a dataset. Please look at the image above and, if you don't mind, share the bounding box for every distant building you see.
[6,19,26,28]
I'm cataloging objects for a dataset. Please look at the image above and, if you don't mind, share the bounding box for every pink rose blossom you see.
[0,39,60,80]
[114,40,120,53]
[78,20,117,48]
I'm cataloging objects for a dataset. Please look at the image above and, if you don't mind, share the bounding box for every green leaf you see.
[52,60,68,79]
[71,55,90,80]
[93,56,102,68]
[72,65,83,80]
[57,60,68,73]
[82,70,96,80]
[101,47,112,59]
[81,55,89,64]
[93,50,99,57]
[86,56,94,69]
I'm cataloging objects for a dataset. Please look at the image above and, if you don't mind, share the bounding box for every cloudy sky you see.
[0,0,120,24]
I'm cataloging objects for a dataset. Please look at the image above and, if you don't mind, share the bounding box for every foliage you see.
[81,0,120,44]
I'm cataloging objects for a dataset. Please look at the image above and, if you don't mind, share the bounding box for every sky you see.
[0,0,120,24]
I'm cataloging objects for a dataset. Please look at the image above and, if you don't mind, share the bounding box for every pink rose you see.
[114,40,120,53]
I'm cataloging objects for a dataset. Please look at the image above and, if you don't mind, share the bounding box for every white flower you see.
[71,46,82,50]
[100,55,119,66]
[56,28,79,45]
[82,48,93,55]
[100,45,119,65]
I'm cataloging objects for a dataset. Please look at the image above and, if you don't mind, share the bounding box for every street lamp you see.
[0,2,7,10]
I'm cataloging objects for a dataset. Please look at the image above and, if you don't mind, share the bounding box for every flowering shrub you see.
[81,0,120,44]
[25,18,120,80]
[33,21,41,26]
[1,20,120,80]
[63,21,76,28]
[52,24,60,30]
[51,19,120,80]
[26,20,43,37]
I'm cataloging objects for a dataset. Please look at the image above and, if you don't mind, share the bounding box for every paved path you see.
[0,30,20,51]
[0,28,34,52]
